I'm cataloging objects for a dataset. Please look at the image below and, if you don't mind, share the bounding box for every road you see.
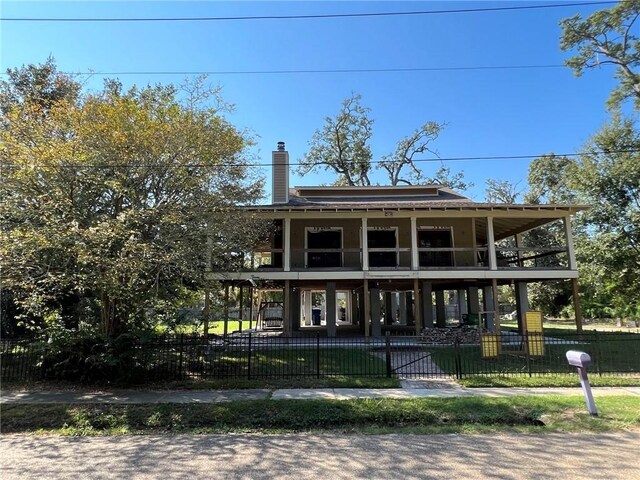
[2,432,639,479]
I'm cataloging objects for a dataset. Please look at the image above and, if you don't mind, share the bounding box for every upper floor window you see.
[418,227,454,267]
[368,227,398,268]
[306,227,343,268]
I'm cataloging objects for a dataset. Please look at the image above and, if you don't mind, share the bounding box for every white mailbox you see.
[566,350,592,368]
[566,349,597,416]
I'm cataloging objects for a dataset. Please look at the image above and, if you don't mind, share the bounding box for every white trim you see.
[304,226,344,268]
[410,217,418,271]
[486,217,497,271]
[361,217,369,271]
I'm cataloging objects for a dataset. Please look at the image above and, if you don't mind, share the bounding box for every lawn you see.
[2,396,638,435]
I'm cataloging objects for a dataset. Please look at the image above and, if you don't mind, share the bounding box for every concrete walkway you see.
[2,386,639,404]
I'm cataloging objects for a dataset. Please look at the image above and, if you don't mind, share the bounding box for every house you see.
[208,142,587,337]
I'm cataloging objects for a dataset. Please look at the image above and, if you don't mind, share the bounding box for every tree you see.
[485,179,521,203]
[298,93,373,186]
[561,1,640,110]
[378,121,444,185]
[0,62,265,336]
[300,94,470,190]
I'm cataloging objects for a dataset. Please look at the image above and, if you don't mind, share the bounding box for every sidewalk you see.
[2,386,639,404]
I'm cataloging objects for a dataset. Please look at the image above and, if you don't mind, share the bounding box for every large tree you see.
[0,62,264,336]
[300,93,469,189]
[561,0,640,110]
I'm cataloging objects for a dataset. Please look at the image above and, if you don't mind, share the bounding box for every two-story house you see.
[209,142,587,337]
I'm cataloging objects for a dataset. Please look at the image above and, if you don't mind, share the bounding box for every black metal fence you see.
[2,331,639,383]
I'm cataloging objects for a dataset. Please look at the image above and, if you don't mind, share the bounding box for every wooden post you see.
[203,288,210,339]
[492,278,501,332]
[363,279,370,337]
[572,278,584,333]
[223,283,230,337]
[283,280,291,336]
[413,278,422,335]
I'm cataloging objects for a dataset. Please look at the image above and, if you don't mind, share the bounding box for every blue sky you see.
[0,1,620,201]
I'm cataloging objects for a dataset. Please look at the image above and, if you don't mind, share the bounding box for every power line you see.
[3,149,638,170]
[0,64,566,77]
[0,2,617,22]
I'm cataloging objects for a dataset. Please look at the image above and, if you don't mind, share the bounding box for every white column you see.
[563,216,577,270]
[487,217,497,271]
[284,217,291,272]
[370,287,382,337]
[361,217,369,271]
[410,216,419,270]
[482,285,494,330]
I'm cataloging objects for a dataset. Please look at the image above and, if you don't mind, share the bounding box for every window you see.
[368,227,398,268]
[418,228,454,267]
[306,227,343,268]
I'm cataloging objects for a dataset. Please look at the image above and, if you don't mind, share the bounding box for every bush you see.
[41,333,144,384]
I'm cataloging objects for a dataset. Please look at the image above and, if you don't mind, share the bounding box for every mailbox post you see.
[566,350,598,416]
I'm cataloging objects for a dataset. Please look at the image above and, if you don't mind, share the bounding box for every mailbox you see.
[566,349,598,416]
[566,350,591,368]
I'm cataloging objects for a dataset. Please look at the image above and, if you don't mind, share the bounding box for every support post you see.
[515,282,529,333]
[248,285,254,330]
[487,217,497,270]
[492,278,501,332]
[283,280,291,336]
[563,216,577,270]
[326,282,337,337]
[238,284,244,332]
[572,278,584,333]
[284,218,291,272]
[363,279,371,337]
[413,278,422,335]
[223,283,230,337]
[482,285,494,330]
[203,288,210,339]
[435,290,446,328]
[421,281,434,328]
[370,286,382,337]
[410,216,419,270]
[362,217,369,271]
[384,292,394,325]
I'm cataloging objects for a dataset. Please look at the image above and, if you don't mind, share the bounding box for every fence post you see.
[454,339,462,379]
[245,332,252,380]
[385,332,392,378]
[594,330,602,377]
[316,332,321,379]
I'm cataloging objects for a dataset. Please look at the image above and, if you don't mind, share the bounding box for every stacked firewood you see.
[420,325,487,344]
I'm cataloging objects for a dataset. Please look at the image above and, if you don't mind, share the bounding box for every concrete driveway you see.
[2,432,638,479]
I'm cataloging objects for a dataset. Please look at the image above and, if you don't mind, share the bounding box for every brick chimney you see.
[272,141,289,204]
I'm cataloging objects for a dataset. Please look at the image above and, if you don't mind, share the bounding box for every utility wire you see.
[0,64,566,77]
[0,1,617,22]
[3,149,638,170]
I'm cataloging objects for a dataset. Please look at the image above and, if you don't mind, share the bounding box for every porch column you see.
[515,282,529,333]
[572,278,584,332]
[362,217,369,271]
[223,284,231,336]
[435,290,446,328]
[370,286,382,337]
[467,287,480,315]
[410,216,419,270]
[421,281,434,328]
[492,278,501,332]
[248,285,254,330]
[284,218,291,272]
[457,289,467,318]
[302,290,312,327]
[398,292,407,325]
[290,287,300,331]
[487,217,497,270]
[283,280,291,336]
[563,216,577,270]
[413,278,422,334]
[482,285,499,331]
[326,282,337,337]
[391,293,399,324]
[515,233,524,268]
[361,283,369,335]
[351,290,359,328]
[384,292,394,325]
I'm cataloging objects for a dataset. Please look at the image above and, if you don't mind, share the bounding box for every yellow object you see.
[525,311,545,356]
[481,334,500,358]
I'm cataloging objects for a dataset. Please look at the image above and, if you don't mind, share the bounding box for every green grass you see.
[2,396,639,435]
[457,374,640,388]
